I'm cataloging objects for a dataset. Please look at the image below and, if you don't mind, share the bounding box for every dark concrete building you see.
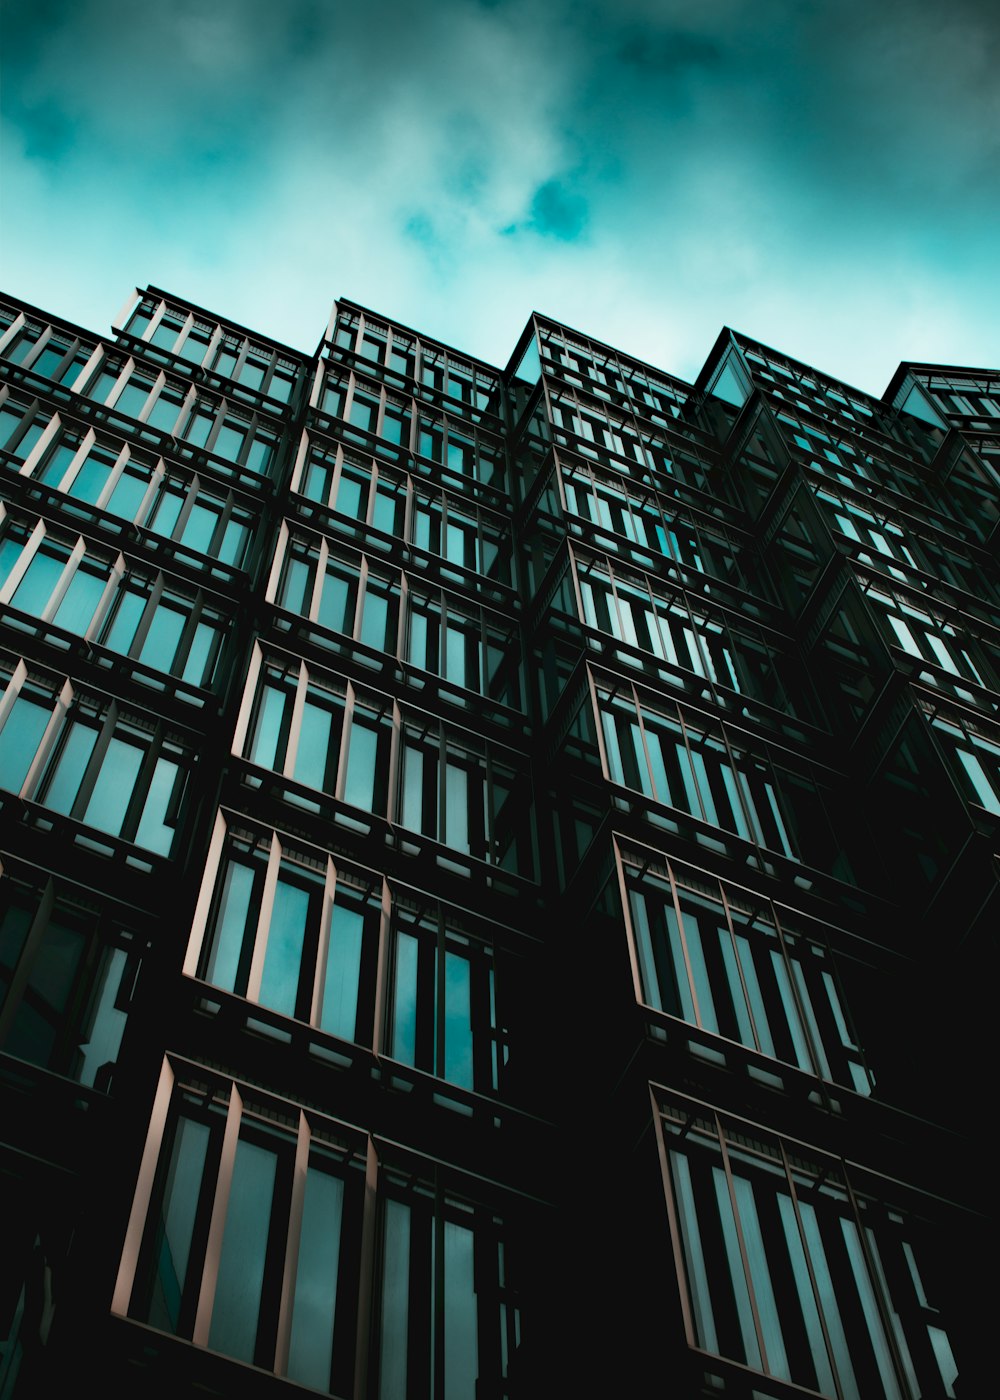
[0,286,994,1396]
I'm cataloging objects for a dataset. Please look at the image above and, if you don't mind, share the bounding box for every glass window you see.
[376,1173,519,1400]
[659,1098,963,1398]
[0,877,138,1088]
[121,1070,527,1396]
[386,905,506,1094]
[7,686,191,856]
[194,831,380,1039]
[126,1075,366,1394]
[622,848,873,1094]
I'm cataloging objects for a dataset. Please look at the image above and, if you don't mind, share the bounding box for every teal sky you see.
[2,0,998,389]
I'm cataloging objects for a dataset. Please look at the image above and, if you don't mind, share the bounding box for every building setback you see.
[0,286,994,1397]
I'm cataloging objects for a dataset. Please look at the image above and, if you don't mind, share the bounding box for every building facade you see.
[0,285,994,1396]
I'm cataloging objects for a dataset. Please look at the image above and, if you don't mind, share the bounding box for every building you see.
[0,284,994,1397]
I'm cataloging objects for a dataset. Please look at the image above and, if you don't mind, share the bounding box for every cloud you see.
[1,0,996,393]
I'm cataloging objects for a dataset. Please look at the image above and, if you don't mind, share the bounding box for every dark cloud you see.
[617,28,724,75]
[1,0,996,385]
[527,180,589,240]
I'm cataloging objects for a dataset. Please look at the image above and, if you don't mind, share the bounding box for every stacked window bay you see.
[0,288,993,1396]
[511,315,992,1394]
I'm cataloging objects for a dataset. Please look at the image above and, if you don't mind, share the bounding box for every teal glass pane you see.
[343,721,377,811]
[209,1138,276,1363]
[148,490,184,538]
[280,558,310,614]
[44,724,98,814]
[84,737,142,837]
[220,517,249,566]
[102,589,146,655]
[391,931,418,1065]
[0,696,51,792]
[183,409,214,449]
[776,1193,837,1396]
[214,422,246,462]
[77,946,128,1087]
[37,441,76,486]
[206,860,255,991]
[11,551,64,616]
[114,380,152,419]
[182,503,218,555]
[334,471,363,518]
[444,763,469,851]
[239,360,265,391]
[134,757,179,854]
[713,1165,762,1368]
[68,454,114,504]
[246,436,274,474]
[258,878,309,1017]
[401,746,424,832]
[107,468,150,521]
[52,568,105,635]
[443,951,472,1087]
[360,590,389,650]
[669,1151,719,1352]
[321,905,363,1041]
[444,1219,478,1399]
[147,1116,210,1333]
[379,1199,410,1400]
[294,701,336,791]
[145,392,182,433]
[0,538,22,589]
[30,344,68,379]
[249,687,286,770]
[732,1173,790,1381]
[139,605,185,674]
[182,621,218,687]
[318,571,354,633]
[287,1168,344,1389]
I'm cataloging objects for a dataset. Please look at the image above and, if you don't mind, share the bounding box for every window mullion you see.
[274,1110,311,1376]
[246,836,283,1003]
[283,661,309,779]
[665,863,705,1030]
[183,812,231,977]
[716,1120,770,1373]
[310,857,338,1028]
[192,1081,244,1347]
[20,678,74,801]
[0,519,47,605]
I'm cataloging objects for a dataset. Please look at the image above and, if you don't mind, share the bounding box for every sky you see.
[2,0,998,392]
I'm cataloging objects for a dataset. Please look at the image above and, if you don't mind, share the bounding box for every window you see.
[0,517,113,639]
[0,393,51,464]
[574,555,794,712]
[592,677,850,877]
[386,898,509,1095]
[375,1168,520,1399]
[405,586,521,707]
[930,711,1000,818]
[9,421,261,568]
[619,846,873,1094]
[119,1068,367,1392]
[658,1096,963,1398]
[95,571,229,692]
[0,875,140,1088]
[115,1065,527,1396]
[0,662,191,857]
[188,820,380,1040]
[868,586,993,700]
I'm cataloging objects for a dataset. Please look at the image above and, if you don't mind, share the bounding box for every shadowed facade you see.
[0,286,994,1396]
